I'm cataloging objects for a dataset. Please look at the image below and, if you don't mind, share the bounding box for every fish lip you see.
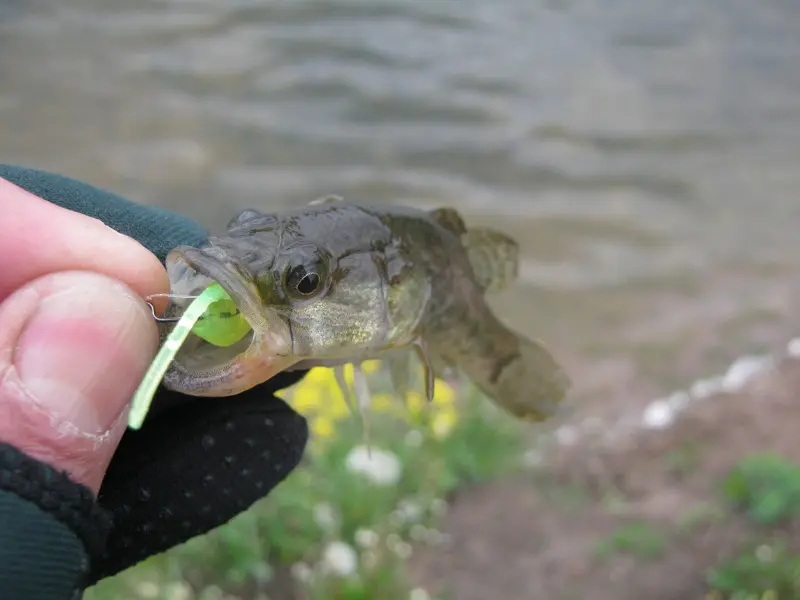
[161,245,296,396]
[170,244,267,331]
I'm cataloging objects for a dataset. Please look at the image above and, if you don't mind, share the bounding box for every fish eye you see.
[284,258,327,298]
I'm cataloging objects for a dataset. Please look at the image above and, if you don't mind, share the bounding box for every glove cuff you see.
[0,443,112,599]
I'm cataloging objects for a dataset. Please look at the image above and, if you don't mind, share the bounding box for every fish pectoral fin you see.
[333,364,357,416]
[429,207,468,235]
[413,339,436,404]
[461,228,519,294]
[309,195,344,205]
[384,350,412,403]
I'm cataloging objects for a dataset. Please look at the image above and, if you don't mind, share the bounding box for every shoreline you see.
[530,334,800,464]
[410,327,800,599]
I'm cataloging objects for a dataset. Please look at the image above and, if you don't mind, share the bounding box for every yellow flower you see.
[311,416,335,440]
[288,381,325,414]
[327,379,367,419]
[370,393,396,413]
[267,360,460,440]
[361,360,382,374]
[305,367,336,384]
[403,391,426,418]
[325,389,353,420]
[394,378,460,435]
[432,379,456,406]
[432,409,457,439]
[285,367,352,420]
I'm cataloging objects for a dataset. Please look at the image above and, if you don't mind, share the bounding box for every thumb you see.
[0,271,159,494]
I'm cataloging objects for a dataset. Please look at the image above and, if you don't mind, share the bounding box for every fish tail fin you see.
[462,228,519,294]
[456,312,570,422]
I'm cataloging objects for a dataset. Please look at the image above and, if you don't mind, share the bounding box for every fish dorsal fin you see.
[462,228,519,294]
[227,208,266,229]
[309,195,344,205]
[429,207,467,235]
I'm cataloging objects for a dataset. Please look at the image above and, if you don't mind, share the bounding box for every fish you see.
[157,196,570,423]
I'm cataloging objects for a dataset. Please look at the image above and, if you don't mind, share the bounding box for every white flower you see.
[164,582,192,600]
[354,528,379,548]
[385,532,413,558]
[404,429,424,447]
[554,425,578,446]
[135,582,160,599]
[397,499,423,523]
[410,588,431,600]
[389,509,405,528]
[430,498,447,517]
[321,541,358,577]
[423,528,451,547]
[756,544,774,563]
[197,586,224,600]
[410,524,428,541]
[361,550,378,569]
[345,445,402,486]
[722,355,772,392]
[290,562,313,583]
[642,400,674,430]
[313,502,339,532]
[393,540,413,559]
[251,562,273,584]
[523,449,542,467]
[788,338,800,357]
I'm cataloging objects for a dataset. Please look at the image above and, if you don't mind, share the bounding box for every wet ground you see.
[410,348,800,600]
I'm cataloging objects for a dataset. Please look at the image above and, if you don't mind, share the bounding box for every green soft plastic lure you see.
[127,283,250,430]
[192,290,251,347]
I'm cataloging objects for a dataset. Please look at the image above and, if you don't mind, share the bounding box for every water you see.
[3,0,800,410]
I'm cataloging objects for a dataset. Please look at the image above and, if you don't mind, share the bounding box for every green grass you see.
[663,441,704,478]
[706,454,800,599]
[538,481,589,513]
[595,522,666,561]
[721,453,800,526]
[676,502,726,533]
[86,364,527,600]
[707,540,800,600]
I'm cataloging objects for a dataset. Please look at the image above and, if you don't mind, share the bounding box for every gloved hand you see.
[0,165,309,593]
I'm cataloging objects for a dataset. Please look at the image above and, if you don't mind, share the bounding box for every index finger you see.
[0,177,169,303]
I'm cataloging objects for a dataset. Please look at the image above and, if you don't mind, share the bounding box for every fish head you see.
[159,205,424,396]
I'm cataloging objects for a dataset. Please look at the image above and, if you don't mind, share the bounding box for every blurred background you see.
[4,1,800,598]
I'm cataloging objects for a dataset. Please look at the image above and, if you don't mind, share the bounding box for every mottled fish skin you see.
[160,200,570,422]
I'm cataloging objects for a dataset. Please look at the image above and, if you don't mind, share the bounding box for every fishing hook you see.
[144,293,199,323]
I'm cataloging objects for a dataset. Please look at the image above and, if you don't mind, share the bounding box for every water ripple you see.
[1,0,800,303]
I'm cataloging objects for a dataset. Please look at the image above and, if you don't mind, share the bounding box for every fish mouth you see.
[158,245,299,397]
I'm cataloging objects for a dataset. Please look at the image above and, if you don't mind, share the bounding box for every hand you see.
[0,165,309,590]
[0,175,167,492]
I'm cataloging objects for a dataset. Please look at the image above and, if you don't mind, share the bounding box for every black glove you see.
[0,165,309,594]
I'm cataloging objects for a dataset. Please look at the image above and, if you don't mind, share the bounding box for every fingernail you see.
[15,273,158,435]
